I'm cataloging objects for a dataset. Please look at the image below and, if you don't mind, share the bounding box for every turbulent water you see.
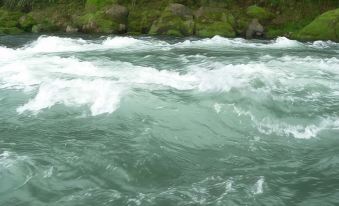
[0,34,339,206]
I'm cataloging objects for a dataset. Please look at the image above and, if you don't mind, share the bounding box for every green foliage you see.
[246,5,274,21]
[195,7,235,37]
[2,0,56,11]
[296,8,339,40]
[149,5,194,36]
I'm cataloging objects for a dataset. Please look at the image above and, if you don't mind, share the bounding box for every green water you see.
[0,34,339,206]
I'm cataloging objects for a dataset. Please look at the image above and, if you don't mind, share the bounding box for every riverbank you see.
[0,0,338,41]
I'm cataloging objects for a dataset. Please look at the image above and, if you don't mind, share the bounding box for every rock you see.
[32,24,41,33]
[296,8,339,41]
[0,10,22,28]
[76,12,117,33]
[246,5,274,21]
[82,20,99,33]
[105,4,129,23]
[149,3,194,36]
[118,24,127,33]
[66,25,78,33]
[194,7,236,38]
[0,27,23,34]
[31,21,58,33]
[167,3,192,19]
[128,9,160,34]
[85,0,115,10]
[19,15,36,31]
[246,19,264,39]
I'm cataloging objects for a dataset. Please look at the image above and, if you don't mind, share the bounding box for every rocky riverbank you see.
[0,0,338,41]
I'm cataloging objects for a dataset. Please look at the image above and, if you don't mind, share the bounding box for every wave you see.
[17,79,123,116]
[1,35,338,130]
[1,35,337,58]
[232,105,339,139]
[1,53,337,116]
[3,55,283,115]
[176,36,304,49]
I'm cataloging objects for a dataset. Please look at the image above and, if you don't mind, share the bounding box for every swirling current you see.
[0,34,339,206]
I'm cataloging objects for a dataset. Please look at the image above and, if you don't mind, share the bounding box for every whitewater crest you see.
[1,35,336,57]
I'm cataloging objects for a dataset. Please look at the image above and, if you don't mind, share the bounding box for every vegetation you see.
[0,0,338,41]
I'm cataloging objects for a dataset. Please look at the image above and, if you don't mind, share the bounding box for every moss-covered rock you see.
[246,18,264,39]
[0,27,23,34]
[128,9,160,34]
[0,9,24,34]
[194,7,235,38]
[149,3,194,36]
[296,8,339,41]
[31,21,58,33]
[104,4,128,33]
[0,9,22,27]
[105,4,128,23]
[85,0,117,11]
[246,5,274,21]
[74,4,129,34]
[19,14,36,31]
[75,12,117,33]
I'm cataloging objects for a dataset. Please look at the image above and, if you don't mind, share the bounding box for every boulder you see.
[82,19,100,33]
[194,7,236,38]
[167,3,192,19]
[66,25,78,33]
[105,5,129,23]
[246,19,264,39]
[19,15,36,31]
[31,21,58,33]
[0,10,22,28]
[149,3,194,36]
[296,8,339,41]
[128,9,160,34]
[75,12,117,34]
[0,27,23,34]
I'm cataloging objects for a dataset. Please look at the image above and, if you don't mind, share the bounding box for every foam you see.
[0,46,17,59]
[260,117,339,139]
[232,105,339,139]
[252,176,264,195]
[102,36,143,48]
[3,56,278,115]
[1,35,338,117]
[0,151,28,168]
[0,54,307,116]
[17,79,123,116]
[311,40,338,48]
[176,36,303,49]
[3,35,333,59]
[7,36,147,54]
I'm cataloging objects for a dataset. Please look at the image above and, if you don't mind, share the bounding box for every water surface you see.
[1,34,339,206]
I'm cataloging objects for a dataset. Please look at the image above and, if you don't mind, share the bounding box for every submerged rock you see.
[194,7,235,38]
[149,3,194,36]
[246,19,264,39]
[296,8,339,41]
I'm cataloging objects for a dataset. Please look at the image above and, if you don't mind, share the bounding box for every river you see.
[0,34,339,205]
